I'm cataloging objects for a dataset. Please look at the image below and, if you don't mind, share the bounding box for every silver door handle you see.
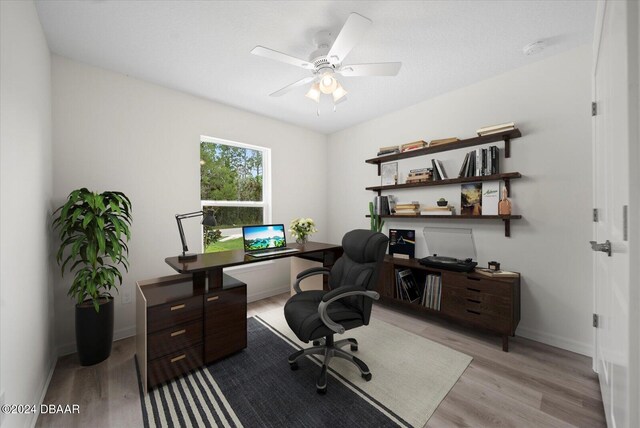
[589,240,612,256]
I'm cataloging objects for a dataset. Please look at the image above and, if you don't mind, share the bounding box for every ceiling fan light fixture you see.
[319,73,338,94]
[305,83,321,103]
[332,82,347,102]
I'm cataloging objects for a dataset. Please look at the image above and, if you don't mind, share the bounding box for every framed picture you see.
[461,182,483,215]
[381,162,398,186]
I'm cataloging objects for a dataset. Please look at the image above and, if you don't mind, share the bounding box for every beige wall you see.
[0,1,55,427]
[51,56,329,355]
[327,45,594,355]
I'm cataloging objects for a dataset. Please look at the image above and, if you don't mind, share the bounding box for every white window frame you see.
[200,135,272,252]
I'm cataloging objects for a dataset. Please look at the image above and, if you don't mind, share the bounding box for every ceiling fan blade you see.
[250,46,314,70]
[327,13,372,65]
[338,62,402,77]
[269,76,316,97]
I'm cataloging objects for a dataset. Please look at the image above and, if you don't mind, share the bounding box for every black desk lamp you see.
[176,210,217,262]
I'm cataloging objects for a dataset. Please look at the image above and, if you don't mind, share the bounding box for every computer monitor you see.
[242,224,287,252]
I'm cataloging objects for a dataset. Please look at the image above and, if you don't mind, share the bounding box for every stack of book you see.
[377,145,400,156]
[394,202,420,215]
[373,196,391,215]
[420,206,454,216]
[458,146,499,178]
[405,168,432,183]
[396,269,421,303]
[429,137,459,148]
[421,274,442,310]
[477,122,515,136]
[400,140,428,152]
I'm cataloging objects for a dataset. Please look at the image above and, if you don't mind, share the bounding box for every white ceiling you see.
[35,1,596,134]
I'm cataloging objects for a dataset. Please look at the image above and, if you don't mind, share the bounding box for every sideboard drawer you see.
[442,289,511,319]
[148,295,203,333]
[148,344,203,388]
[443,272,513,297]
[147,320,203,360]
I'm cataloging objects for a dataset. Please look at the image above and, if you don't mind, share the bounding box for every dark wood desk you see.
[165,241,343,292]
[137,242,342,393]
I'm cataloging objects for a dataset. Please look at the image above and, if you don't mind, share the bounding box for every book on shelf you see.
[477,122,515,136]
[394,209,420,215]
[421,274,442,310]
[475,268,519,278]
[379,144,399,152]
[429,137,459,147]
[420,206,454,216]
[458,152,470,178]
[397,269,421,302]
[395,202,420,209]
[431,159,441,180]
[401,141,428,152]
[373,196,391,215]
[436,160,448,179]
[481,181,499,215]
[377,149,400,156]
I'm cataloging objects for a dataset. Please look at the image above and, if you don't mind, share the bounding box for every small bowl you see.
[437,200,448,207]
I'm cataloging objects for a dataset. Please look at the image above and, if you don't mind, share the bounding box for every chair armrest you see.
[293,267,331,293]
[318,286,380,334]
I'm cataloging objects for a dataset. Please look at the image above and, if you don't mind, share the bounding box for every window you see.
[200,136,271,253]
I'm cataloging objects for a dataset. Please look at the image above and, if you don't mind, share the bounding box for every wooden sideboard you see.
[376,256,520,351]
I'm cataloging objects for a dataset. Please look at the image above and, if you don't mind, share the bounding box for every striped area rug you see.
[137,312,471,427]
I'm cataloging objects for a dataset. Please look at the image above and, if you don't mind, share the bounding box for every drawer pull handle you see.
[467,287,481,293]
[466,309,481,315]
[170,329,186,337]
[467,298,481,304]
[170,304,186,311]
[207,296,220,302]
[467,276,481,281]
[170,354,186,363]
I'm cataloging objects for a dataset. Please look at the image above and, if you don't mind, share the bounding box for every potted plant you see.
[52,188,132,366]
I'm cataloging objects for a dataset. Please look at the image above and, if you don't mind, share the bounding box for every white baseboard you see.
[56,325,137,357]
[517,326,592,356]
[28,356,57,428]
[248,285,290,303]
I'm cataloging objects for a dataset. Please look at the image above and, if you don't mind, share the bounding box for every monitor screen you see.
[242,224,287,252]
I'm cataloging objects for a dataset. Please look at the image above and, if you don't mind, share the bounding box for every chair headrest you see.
[341,229,389,264]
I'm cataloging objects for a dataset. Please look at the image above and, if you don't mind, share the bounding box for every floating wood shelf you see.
[365,128,521,167]
[367,172,522,195]
[366,214,522,237]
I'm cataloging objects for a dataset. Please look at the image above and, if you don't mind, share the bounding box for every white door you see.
[592,2,636,427]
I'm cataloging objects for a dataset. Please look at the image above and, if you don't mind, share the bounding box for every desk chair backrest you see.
[328,229,388,324]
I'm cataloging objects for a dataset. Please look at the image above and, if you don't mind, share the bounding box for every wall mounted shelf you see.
[365,127,524,237]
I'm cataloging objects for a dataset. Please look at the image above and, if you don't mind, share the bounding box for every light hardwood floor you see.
[37,293,605,427]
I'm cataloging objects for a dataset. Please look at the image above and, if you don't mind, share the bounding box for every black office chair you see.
[284,229,389,394]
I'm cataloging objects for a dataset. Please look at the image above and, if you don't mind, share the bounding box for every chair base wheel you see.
[289,362,299,371]
[316,386,327,394]
[362,373,372,381]
[350,344,358,352]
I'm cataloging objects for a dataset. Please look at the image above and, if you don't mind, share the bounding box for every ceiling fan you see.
[250,12,402,106]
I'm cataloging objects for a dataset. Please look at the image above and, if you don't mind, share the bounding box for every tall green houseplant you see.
[52,188,132,365]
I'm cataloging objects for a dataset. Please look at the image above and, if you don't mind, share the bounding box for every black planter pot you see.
[75,297,114,366]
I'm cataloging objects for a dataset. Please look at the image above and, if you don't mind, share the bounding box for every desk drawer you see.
[147,344,203,388]
[204,320,247,364]
[148,320,202,360]
[205,286,246,331]
[148,295,203,333]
